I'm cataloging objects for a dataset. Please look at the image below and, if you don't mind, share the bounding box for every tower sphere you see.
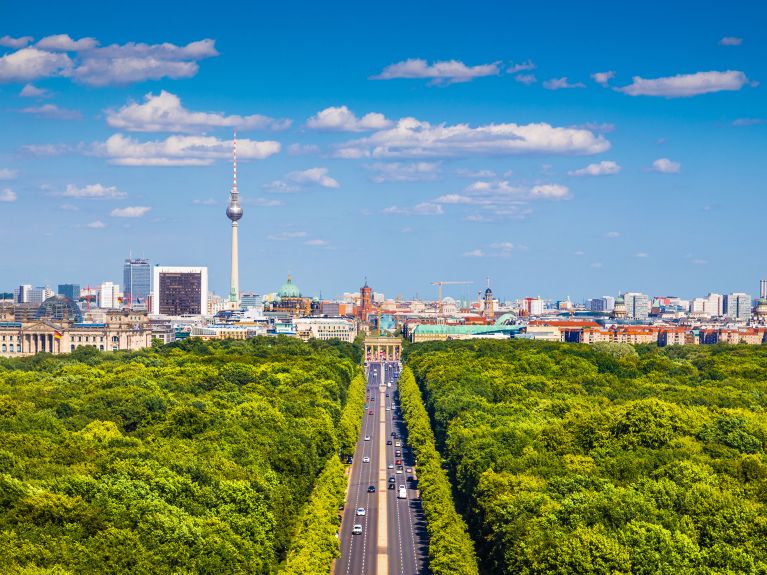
[226,202,243,221]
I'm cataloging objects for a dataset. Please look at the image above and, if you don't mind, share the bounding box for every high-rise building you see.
[123,258,151,309]
[57,284,81,301]
[761,280,767,300]
[152,266,208,316]
[25,286,54,306]
[724,292,751,322]
[590,296,615,312]
[705,293,724,316]
[98,282,122,309]
[13,284,32,303]
[624,292,650,319]
[523,297,544,316]
[240,292,262,309]
[226,132,243,307]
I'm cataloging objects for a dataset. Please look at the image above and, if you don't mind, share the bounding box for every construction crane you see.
[432,281,473,321]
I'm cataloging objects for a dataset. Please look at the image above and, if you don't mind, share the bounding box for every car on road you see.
[396,468,403,474]
[352,524,363,535]
[395,450,401,457]
[395,459,402,465]
[364,435,371,441]
[362,456,370,463]
[356,507,365,516]
[388,463,394,469]
[395,441,401,447]
[398,486,407,499]
[406,467,413,473]
[368,410,373,415]
[368,485,376,493]
[386,440,392,445]
[389,476,395,483]
[386,406,391,411]
[388,482,395,489]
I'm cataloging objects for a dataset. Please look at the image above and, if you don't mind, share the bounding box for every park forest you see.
[3,335,767,574]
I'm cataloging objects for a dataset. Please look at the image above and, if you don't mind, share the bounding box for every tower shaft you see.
[230,221,239,303]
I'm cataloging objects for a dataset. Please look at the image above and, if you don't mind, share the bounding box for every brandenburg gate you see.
[364,336,402,362]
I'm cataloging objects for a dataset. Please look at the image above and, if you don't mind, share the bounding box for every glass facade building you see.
[123,258,151,309]
[57,284,80,301]
[152,267,208,316]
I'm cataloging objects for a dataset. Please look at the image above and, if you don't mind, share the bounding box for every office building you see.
[57,284,81,302]
[590,296,615,313]
[13,285,32,303]
[240,292,262,309]
[123,258,151,309]
[624,292,650,320]
[152,266,208,316]
[705,293,724,316]
[98,282,121,309]
[725,293,751,322]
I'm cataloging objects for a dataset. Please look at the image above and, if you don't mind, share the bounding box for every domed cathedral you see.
[265,275,318,318]
[612,295,628,319]
[754,298,767,323]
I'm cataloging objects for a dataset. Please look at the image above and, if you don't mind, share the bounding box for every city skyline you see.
[1,1,765,299]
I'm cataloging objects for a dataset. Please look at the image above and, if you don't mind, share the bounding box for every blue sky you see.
[0,0,764,301]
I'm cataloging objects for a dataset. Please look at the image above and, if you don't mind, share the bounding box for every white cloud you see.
[111,206,151,218]
[72,39,218,86]
[617,70,750,97]
[0,188,17,202]
[507,60,536,74]
[59,204,79,211]
[283,167,339,188]
[529,184,570,198]
[371,58,501,85]
[434,179,567,220]
[691,258,707,265]
[463,249,485,257]
[19,83,49,97]
[107,91,290,133]
[306,106,392,132]
[86,220,105,229]
[192,198,217,205]
[0,47,72,82]
[367,161,440,183]
[20,143,72,156]
[0,35,33,49]
[0,168,17,180]
[732,118,764,126]
[287,143,320,155]
[605,231,621,238]
[590,262,603,268]
[490,242,516,253]
[651,158,681,173]
[719,36,743,46]
[19,103,81,120]
[572,122,615,133]
[95,133,280,166]
[267,231,307,240]
[61,183,125,199]
[635,252,649,258]
[455,168,496,179]
[335,118,609,159]
[514,74,537,85]
[382,202,444,216]
[543,77,586,90]
[591,71,615,86]
[305,239,328,246]
[36,34,98,51]
[569,160,621,176]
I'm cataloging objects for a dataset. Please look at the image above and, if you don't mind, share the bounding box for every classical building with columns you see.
[364,335,402,362]
[0,298,152,357]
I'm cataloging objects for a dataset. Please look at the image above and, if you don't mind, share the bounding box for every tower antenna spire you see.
[233,129,237,195]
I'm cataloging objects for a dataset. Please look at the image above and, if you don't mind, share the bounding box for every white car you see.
[388,463,394,469]
[396,468,403,474]
[352,524,363,535]
[395,441,401,447]
[362,456,370,463]
[364,435,371,441]
[386,406,391,411]
[406,467,412,473]
[356,507,365,516]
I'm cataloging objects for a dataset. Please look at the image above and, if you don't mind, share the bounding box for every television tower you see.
[226,131,243,306]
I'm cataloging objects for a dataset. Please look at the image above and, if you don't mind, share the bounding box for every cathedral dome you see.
[277,275,301,298]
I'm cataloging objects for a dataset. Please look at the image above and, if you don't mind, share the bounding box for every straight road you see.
[337,361,429,575]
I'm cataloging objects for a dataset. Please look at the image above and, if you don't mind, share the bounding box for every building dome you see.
[277,275,301,298]
[615,296,625,304]
[36,295,82,323]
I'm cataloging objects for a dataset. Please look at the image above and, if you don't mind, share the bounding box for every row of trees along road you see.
[0,336,360,574]
[398,367,480,575]
[405,340,767,575]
